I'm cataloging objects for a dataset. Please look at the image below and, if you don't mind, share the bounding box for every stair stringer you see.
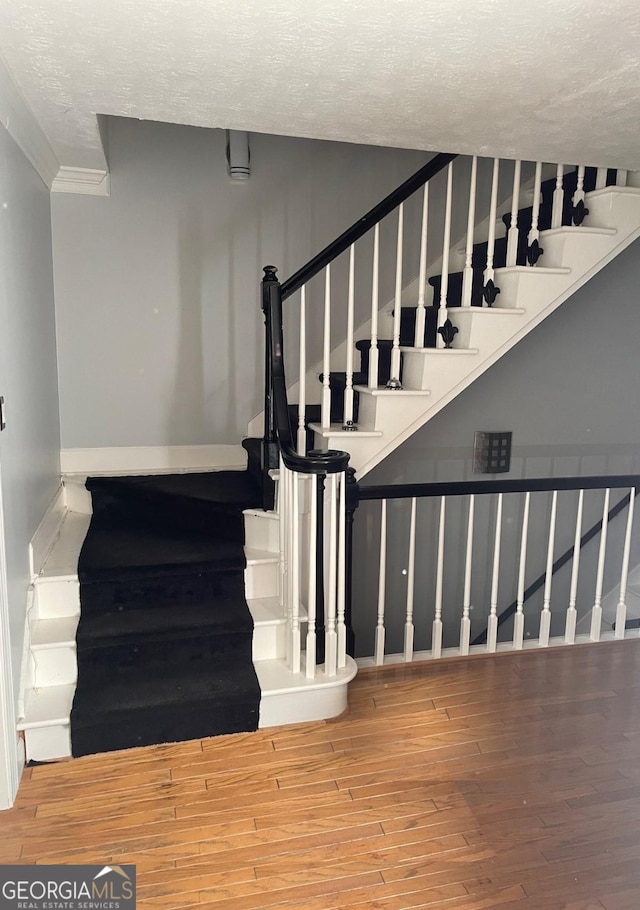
[311,187,640,479]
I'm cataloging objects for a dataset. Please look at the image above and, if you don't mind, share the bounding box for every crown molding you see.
[51,166,110,196]
[0,51,59,189]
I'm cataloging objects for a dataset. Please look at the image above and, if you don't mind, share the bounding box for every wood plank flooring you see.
[3,640,640,909]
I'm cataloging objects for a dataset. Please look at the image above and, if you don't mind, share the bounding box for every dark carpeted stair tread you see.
[79,523,246,580]
[86,470,261,541]
[70,697,259,756]
[87,470,260,507]
[72,470,261,755]
[72,640,256,716]
[76,595,253,648]
[78,565,247,613]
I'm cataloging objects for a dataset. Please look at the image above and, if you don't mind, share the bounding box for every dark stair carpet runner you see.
[70,471,262,757]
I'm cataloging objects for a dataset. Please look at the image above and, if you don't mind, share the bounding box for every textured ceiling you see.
[1,0,639,171]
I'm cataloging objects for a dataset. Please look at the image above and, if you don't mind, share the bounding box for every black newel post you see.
[315,473,326,664]
[261,266,280,509]
[345,466,359,657]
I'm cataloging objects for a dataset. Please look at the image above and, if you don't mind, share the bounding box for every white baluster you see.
[551,164,564,228]
[388,204,404,386]
[616,169,628,187]
[290,470,301,674]
[368,223,380,388]
[432,496,445,659]
[539,490,558,648]
[615,488,635,639]
[461,156,478,308]
[460,494,474,655]
[306,474,317,679]
[595,168,607,190]
[527,161,543,266]
[404,497,417,661]
[297,286,307,455]
[437,162,454,342]
[278,455,289,640]
[414,185,430,344]
[336,471,347,668]
[572,165,586,214]
[343,245,356,428]
[514,491,531,649]
[565,488,584,644]
[506,159,522,266]
[325,473,339,675]
[483,157,500,307]
[282,464,292,666]
[321,265,331,429]
[374,499,387,666]
[590,488,611,642]
[487,493,503,652]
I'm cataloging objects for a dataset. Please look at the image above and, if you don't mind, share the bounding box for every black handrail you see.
[262,266,349,475]
[471,491,634,645]
[280,152,457,301]
[358,474,640,502]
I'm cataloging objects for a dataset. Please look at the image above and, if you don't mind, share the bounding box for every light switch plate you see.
[474,431,512,474]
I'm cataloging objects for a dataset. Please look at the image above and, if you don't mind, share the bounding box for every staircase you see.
[293,166,640,478]
[18,154,640,762]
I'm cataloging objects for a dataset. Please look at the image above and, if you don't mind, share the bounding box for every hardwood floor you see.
[3,640,640,909]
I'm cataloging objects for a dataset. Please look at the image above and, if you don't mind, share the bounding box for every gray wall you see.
[353,239,640,657]
[0,124,60,698]
[51,118,432,449]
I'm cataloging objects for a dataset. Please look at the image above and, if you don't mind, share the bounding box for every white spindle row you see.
[369,485,636,666]
[292,158,622,446]
[278,464,347,679]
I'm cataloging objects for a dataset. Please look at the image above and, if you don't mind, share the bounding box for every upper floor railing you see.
[352,474,638,667]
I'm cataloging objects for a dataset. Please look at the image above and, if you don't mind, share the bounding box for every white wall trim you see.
[60,444,247,476]
[51,166,111,196]
[28,485,66,581]
[0,50,59,189]
[0,459,20,809]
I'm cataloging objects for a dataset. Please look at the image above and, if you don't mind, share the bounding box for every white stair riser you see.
[24,725,71,763]
[244,511,279,553]
[538,230,616,270]
[356,393,431,431]
[253,622,287,661]
[583,188,640,231]
[493,269,572,307]
[34,579,80,619]
[244,561,279,599]
[449,310,525,349]
[401,351,479,392]
[32,646,77,687]
[63,481,92,515]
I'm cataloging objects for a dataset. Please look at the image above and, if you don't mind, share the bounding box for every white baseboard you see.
[29,485,65,580]
[60,445,247,477]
